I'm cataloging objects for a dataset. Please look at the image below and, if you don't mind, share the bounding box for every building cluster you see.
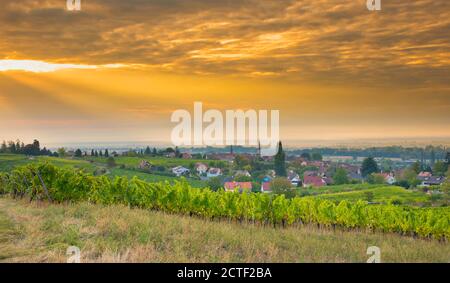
[139,150,447,194]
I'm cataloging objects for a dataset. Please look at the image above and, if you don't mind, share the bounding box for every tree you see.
[207,177,223,192]
[94,150,99,157]
[0,141,7,153]
[32,139,40,155]
[401,168,420,188]
[74,149,82,158]
[251,182,261,193]
[8,141,16,153]
[274,141,287,177]
[99,150,103,157]
[270,177,295,198]
[300,152,311,161]
[411,161,421,174]
[431,149,436,166]
[152,148,157,155]
[57,148,67,157]
[105,149,109,158]
[15,140,22,153]
[91,149,95,156]
[311,152,323,161]
[432,161,447,176]
[367,173,386,184]
[106,157,116,168]
[145,146,151,155]
[361,157,379,177]
[234,155,250,169]
[333,168,349,185]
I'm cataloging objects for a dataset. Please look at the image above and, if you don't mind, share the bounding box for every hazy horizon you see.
[2,136,447,151]
[1,1,449,145]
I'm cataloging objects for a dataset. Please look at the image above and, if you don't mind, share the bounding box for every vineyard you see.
[0,163,449,240]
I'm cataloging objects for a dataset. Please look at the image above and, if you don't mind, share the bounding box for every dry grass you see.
[0,197,449,263]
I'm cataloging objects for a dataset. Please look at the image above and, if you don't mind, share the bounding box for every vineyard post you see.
[21,176,29,198]
[35,170,53,202]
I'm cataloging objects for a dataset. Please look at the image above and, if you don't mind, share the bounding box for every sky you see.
[0,0,449,147]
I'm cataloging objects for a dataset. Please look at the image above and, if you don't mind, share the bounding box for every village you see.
[135,145,449,194]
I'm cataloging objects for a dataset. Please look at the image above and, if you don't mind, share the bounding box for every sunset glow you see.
[0,0,449,146]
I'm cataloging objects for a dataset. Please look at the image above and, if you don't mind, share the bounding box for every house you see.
[224,182,252,193]
[234,170,251,178]
[207,167,222,178]
[418,176,446,187]
[303,176,326,187]
[195,162,208,175]
[172,166,190,177]
[418,171,432,178]
[303,171,318,178]
[381,173,396,185]
[339,164,361,175]
[261,182,272,193]
[181,153,192,159]
[322,177,334,186]
[166,152,176,158]
[287,170,301,187]
[138,160,152,170]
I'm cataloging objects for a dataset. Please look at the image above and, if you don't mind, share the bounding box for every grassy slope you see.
[0,198,448,263]
[0,154,205,187]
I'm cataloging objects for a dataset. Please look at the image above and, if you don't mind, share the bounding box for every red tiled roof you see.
[303,176,325,187]
[224,182,252,190]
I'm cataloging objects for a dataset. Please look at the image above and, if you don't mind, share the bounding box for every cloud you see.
[0,59,127,72]
[0,1,449,144]
[0,0,448,86]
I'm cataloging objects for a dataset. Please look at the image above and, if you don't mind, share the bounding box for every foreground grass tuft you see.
[0,197,448,263]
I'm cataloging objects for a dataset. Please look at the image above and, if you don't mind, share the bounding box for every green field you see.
[298,184,386,195]
[0,154,205,187]
[310,186,431,205]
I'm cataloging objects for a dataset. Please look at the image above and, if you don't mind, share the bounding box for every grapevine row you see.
[0,163,448,239]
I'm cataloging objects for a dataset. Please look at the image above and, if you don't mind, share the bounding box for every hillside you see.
[0,154,206,187]
[0,198,448,263]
